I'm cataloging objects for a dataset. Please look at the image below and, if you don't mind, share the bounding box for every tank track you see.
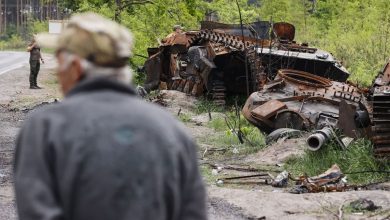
[371,87,390,156]
[211,80,227,106]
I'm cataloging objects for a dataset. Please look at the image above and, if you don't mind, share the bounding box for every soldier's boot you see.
[33,74,42,89]
[29,74,37,89]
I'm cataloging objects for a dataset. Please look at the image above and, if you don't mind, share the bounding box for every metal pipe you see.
[306,127,332,151]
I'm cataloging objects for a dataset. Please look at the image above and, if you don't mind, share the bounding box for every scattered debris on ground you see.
[290,164,347,194]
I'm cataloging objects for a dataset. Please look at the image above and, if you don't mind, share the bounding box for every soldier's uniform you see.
[27,41,43,89]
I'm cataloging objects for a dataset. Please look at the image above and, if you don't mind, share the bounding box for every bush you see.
[0,34,26,50]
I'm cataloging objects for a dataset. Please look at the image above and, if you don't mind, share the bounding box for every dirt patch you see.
[243,137,307,165]
[208,186,390,220]
[207,197,252,220]
[159,90,198,116]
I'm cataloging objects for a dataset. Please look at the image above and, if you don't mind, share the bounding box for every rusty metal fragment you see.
[290,164,347,194]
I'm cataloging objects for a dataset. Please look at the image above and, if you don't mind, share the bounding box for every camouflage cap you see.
[36,12,133,67]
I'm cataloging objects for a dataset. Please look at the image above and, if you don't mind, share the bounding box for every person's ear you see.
[72,58,84,81]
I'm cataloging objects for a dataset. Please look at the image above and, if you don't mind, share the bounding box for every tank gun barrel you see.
[306,127,333,151]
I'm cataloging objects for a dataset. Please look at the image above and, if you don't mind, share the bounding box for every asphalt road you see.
[0,51,29,76]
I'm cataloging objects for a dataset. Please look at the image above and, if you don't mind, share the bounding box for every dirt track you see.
[0,53,389,220]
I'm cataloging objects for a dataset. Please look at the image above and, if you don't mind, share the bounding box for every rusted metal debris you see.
[216,173,273,185]
[290,164,347,194]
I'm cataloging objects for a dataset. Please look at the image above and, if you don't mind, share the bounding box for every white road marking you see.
[0,51,30,75]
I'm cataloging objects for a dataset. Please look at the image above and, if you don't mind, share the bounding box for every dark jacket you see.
[28,43,41,61]
[14,77,207,220]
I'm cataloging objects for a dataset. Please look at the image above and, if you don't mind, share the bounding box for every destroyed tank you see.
[143,21,349,105]
[242,62,390,157]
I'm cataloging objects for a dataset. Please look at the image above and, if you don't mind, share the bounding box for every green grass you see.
[194,97,224,114]
[200,111,266,156]
[208,117,226,131]
[199,164,215,185]
[285,139,390,184]
[178,113,192,123]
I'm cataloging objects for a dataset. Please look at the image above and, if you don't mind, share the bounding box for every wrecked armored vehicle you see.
[243,63,390,156]
[242,69,370,141]
[143,21,349,105]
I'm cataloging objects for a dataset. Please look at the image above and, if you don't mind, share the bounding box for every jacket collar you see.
[66,77,137,97]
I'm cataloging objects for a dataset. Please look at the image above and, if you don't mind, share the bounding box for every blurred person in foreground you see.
[14,12,206,220]
[27,37,44,89]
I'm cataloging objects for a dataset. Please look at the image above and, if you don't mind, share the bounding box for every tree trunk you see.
[45,0,48,20]
[40,0,42,21]
[48,0,51,20]
[20,0,24,32]
[0,0,3,34]
[56,0,58,19]
[115,0,122,23]
[17,0,20,32]
[3,0,6,34]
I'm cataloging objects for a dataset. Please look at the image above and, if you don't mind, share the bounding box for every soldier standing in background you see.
[27,37,44,89]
